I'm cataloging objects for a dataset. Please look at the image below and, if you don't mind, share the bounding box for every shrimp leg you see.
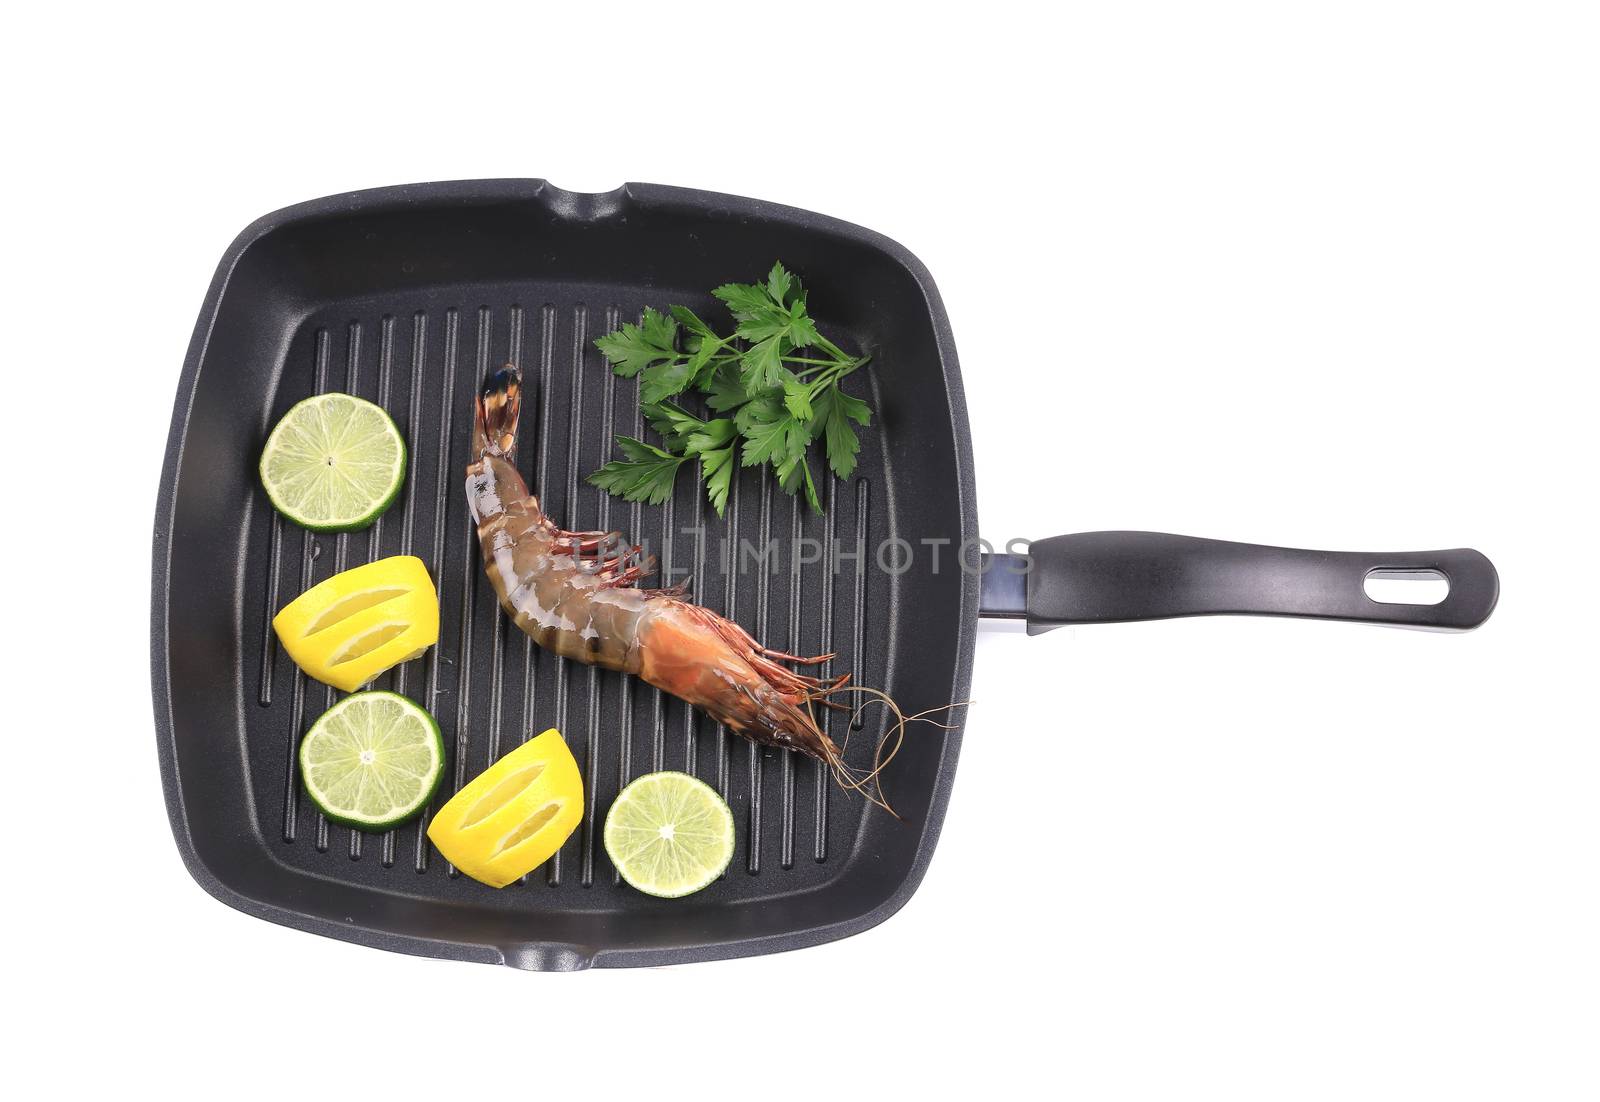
[717,616,835,665]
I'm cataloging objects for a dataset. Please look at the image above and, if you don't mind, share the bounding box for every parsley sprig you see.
[588,262,871,517]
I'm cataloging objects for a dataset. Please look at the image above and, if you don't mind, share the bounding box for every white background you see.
[6,3,1596,1098]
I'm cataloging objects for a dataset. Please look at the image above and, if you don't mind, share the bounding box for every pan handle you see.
[1023,532,1499,636]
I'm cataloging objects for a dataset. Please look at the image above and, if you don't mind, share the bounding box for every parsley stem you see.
[812,334,853,363]
[800,354,870,399]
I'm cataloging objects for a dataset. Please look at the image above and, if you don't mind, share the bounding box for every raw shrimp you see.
[466,366,912,809]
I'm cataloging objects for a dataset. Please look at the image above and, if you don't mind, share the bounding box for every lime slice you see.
[604,772,735,897]
[260,393,406,531]
[299,692,444,831]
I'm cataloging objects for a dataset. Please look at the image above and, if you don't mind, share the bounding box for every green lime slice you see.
[604,771,735,897]
[299,692,444,831]
[259,393,406,532]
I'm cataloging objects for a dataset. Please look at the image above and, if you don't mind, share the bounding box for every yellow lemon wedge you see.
[427,729,584,888]
[272,555,439,692]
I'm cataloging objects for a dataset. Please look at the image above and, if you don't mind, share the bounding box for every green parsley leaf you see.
[642,401,706,448]
[733,390,785,434]
[739,403,807,468]
[812,386,872,480]
[781,374,814,421]
[776,450,823,514]
[639,358,699,405]
[685,337,722,390]
[700,444,735,517]
[785,302,820,349]
[705,363,754,413]
[727,266,817,349]
[595,307,679,377]
[683,417,736,456]
[734,309,794,344]
[740,337,786,390]
[766,262,793,306]
[640,306,677,350]
[669,304,715,338]
[586,437,688,506]
[711,280,775,320]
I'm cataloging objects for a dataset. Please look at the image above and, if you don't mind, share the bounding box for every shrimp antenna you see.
[808,687,972,819]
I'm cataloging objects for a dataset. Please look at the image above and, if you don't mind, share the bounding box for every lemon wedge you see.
[427,729,584,888]
[273,555,439,692]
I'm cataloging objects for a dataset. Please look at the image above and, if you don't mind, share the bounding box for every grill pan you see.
[152,179,1498,970]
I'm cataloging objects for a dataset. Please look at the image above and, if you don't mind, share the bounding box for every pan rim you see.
[151,178,979,969]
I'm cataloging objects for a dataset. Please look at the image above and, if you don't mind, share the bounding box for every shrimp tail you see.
[659,604,908,813]
[474,365,522,460]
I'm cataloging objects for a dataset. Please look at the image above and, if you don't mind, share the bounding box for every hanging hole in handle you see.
[1364,568,1450,606]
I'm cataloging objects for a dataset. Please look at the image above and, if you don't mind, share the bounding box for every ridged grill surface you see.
[248,293,890,898]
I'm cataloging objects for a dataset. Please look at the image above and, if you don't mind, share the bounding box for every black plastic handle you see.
[1025,532,1499,635]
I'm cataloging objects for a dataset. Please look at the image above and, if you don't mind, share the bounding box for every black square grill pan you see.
[153,179,1498,969]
